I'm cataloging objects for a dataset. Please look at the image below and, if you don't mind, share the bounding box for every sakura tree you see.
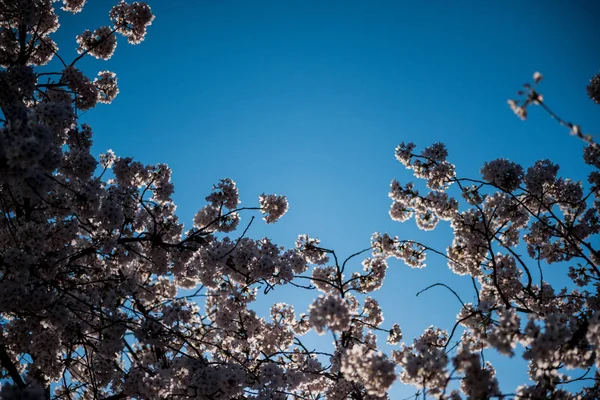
[0,1,599,399]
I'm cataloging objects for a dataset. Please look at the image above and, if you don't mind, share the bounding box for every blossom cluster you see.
[259,193,289,223]
[383,127,600,396]
[308,294,352,334]
[76,26,117,60]
[340,344,396,397]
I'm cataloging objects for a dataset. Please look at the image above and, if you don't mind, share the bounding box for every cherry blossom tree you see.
[0,1,599,399]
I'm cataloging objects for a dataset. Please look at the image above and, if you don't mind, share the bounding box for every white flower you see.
[259,193,289,223]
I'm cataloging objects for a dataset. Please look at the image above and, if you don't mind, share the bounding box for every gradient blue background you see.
[51,0,599,397]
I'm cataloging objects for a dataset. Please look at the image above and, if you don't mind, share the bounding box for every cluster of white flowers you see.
[0,1,60,67]
[340,344,397,397]
[259,193,289,223]
[308,294,352,334]
[480,158,524,192]
[393,327,449,397]
[94,71,119,103]
[386,117,600,395]
[395,142,456,191]
[295,234,330,264]
[523,158,560,195]
[388,175,458,232]
[370,232,427,268]
[361,297,384,327]
[62,66,99,110]
[205,178,239,209]
[350,257,388,293]
[62,0,87,13]
[452,344,501,399]
[76,26,117,60]
[109,1,154,44]
[311,265,338,292]
[387,323,403,344]
[192,178,244,232]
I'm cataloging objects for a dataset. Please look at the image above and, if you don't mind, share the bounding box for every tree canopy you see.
[0,1,599,399]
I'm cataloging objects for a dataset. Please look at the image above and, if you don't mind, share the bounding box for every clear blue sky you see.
[53,0,599,397]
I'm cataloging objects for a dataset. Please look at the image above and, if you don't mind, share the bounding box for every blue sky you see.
[53,0,599,397]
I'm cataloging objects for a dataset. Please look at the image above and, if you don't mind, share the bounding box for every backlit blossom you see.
[308,294,351,334]
[259,193,289,223]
